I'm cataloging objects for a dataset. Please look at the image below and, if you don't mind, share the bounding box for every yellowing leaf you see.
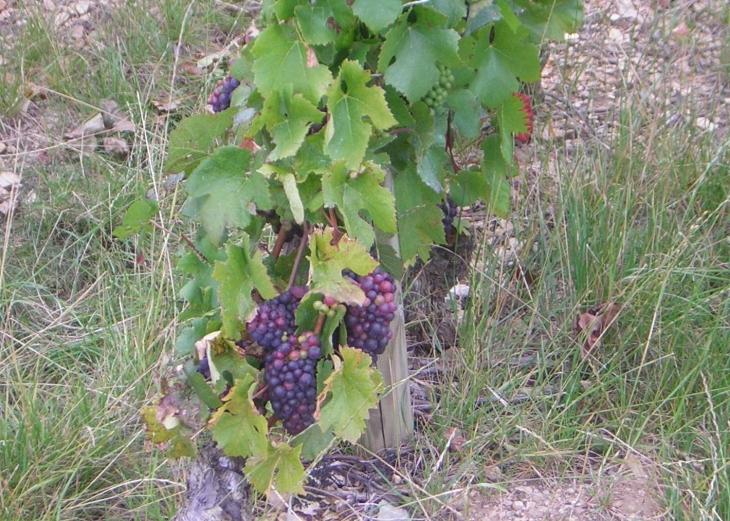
[317,347,384,442]
[309,228,379,305]
[245,443,305,496]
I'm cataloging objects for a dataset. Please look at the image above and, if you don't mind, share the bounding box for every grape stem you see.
[287,223,309,290]
[271,225,289,259]
[313,314,326,336]
[252,384,268,400]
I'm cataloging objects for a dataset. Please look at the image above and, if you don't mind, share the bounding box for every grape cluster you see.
[423,64,455,109]
[344,268,397,363]
[208,75,240,113]
[247,286,307,350]
[439,196,458,235]
[264,331,322,434]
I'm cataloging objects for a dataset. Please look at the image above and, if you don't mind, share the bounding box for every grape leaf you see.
[430,0,467,25]
[352,0,401,32]
[317,347,384,442]
[141,405,180,444]
[324,60,397,170]
[212,375,269,459]
[321,161,396,249]
[255,89,324,161]
[410,102,447,193]
[281,173,305,224]
[245,443,305,496]
[182,146,271,246]
[113,199,159,239]
[165,435,197,459]
[309,228,378,305]
[164,111,234,175]
[496,94,529,163]
[295,0,355,45]
[213,242,278,340]
[461,20,540,108]
[480,134,514,216]
[393,165,446,264]
[186,372,224,410]
[446,89,482,138]
[291,424,335,461]
[378,8,461,102]
[251,24,333,105]
[513,0,584,42]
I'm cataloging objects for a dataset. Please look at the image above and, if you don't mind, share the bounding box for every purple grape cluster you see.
[208,75,240,113]
[247,286,307,349]
[439,196,458,235]
[344,268,397,363]
[265,331,322,434]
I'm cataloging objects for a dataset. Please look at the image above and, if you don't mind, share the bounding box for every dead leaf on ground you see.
[102,137,129,157]
[0,171,21,215]
[445,427,467,453]
[576,302,621,358]
[152,97,184,114]
[181,61,204,76]
[64,113,106,139]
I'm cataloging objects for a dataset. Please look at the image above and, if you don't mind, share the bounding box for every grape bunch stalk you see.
[208,75,240,113]
[422,64,455,109]
[344,268,397,363]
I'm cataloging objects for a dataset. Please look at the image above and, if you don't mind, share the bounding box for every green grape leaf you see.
[384,86,415,127]
[496,94,529,163]
[165,434,197,459]
[255,90,324,161]
[317,347,384,442]
[245,443,305,496]
[352,0,401,32]
[186,372,224,410]
[393,165,446,264]
[213,242,278,340]
[410,102,446,193]
[113,199,158,239]
[461,20,540,108]
[513,0,584,41]
[295,0,355,45]
[378,8,461,102]
[175,317,208,356]
[182,146,271,246]
[291,424,335,461]
[309,228,378,305]
[164,111,234,175]
[430,0,467,25]
[281,173,305,224]
[251,24,333,105]
[480,134,514,216]
[495,0,522,32]
[446,88,482,138]
[324,60,397,170]
[212,375,269,459]
[465,3,501,36]
[321,161,396,249]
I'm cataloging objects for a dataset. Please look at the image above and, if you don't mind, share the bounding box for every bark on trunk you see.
[172,443,253,521]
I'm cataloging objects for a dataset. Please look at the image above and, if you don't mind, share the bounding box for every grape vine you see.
[123,0,584,500]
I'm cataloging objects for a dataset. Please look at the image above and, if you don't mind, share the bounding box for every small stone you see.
[377,501,410,521]
[513,500,525,510]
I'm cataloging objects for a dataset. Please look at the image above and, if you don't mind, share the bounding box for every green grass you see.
[2,1,729,520]
[0,1,247,519]
[404,17,730,521]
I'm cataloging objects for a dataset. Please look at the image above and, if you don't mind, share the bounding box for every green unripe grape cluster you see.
[422,64,455,109]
